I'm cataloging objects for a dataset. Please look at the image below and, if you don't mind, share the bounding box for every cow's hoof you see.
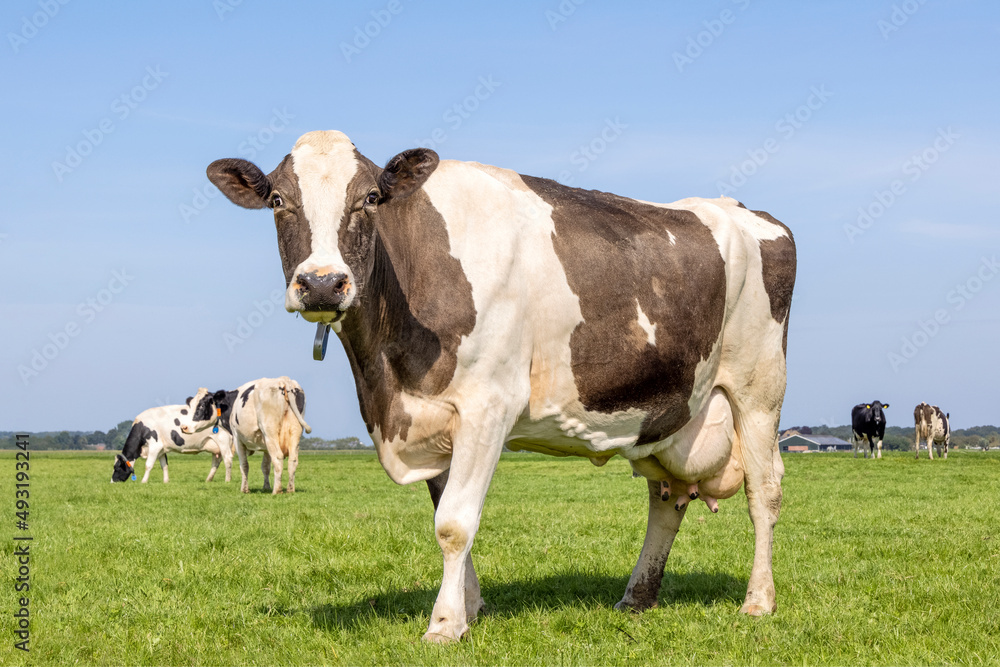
[739,603,774,616]
[465,598,485,622]
[614,598,655,613]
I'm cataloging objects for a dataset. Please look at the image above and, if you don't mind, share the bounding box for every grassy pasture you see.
[2,449,1000,666]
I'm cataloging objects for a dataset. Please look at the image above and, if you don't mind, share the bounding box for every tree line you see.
[784,424,1000,451]
[0,425,371,451]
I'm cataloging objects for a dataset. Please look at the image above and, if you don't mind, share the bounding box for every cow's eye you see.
[365,192,379,206]
[271,193,284,208]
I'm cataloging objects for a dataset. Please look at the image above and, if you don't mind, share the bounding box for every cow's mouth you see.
[298,309,346,325]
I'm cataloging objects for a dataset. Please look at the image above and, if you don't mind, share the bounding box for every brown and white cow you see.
[210,376,311,494]
[914,402,951,459]
[208,131,796,642]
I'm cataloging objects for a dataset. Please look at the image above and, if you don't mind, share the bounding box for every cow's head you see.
[179,388,228,435]
[207,131,439,324]
[111,453,133,483]
[866,400,889,424]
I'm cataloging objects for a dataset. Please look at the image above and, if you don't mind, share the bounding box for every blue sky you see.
[1,0,997,437]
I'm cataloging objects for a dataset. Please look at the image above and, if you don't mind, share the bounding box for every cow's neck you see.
[335,191,476,441]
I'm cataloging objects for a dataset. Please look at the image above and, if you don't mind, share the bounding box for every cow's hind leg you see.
[287,447,298,493]
[159,453,169,483]
[736,412,784,616]
[427,470,483,623]
[616,478,687,611]
[236,436,251,494]
[260,450,273,493]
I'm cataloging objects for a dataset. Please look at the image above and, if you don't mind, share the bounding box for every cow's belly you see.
[506,407,646,462]
[509,388,743,498]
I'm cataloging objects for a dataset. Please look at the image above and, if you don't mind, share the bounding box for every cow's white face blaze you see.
[286,131,361,322]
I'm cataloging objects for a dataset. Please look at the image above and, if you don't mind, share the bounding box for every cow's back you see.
[429,163,793,456]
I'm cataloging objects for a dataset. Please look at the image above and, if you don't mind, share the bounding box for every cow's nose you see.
[294,270,351,311]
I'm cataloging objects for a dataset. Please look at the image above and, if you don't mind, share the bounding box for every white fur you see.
[288,131,360,318]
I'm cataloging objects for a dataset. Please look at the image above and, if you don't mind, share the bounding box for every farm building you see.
[779,434,852,453]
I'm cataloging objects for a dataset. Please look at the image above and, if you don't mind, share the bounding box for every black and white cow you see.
[914,402,950,459]
[208,131,796,642]
[850,401,889,459]
[192,377,310,494]
[111,388,235,483]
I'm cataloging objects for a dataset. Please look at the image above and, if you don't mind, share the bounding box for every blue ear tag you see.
[131,474,136,481]
[213,425,219,434]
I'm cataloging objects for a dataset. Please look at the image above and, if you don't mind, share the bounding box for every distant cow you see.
[914,402,950,459]
[851,401,889,459]
[209,130,795,642]
[223,377,311,494]
[111,388,235,483]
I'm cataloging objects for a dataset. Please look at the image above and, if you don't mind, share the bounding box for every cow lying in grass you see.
[111,388,234,483]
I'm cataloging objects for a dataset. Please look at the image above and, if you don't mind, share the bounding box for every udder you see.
[629,388,743,512]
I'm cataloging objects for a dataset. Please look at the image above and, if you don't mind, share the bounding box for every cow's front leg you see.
[427,470,483,623]
[876,438,883,459]
[616,478,687,611]
[141,444,162,483]
[423,421,505,643]
[206,453,222,482]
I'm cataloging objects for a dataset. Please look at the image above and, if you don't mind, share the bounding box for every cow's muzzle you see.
[289,270,352,320]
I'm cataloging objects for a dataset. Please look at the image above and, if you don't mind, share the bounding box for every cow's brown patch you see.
[753,210,796,355]
[521,176,727,445]
[266,155,311,286]
[337,188,477,443]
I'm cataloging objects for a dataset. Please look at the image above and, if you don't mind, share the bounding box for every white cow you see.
[111,388,235,483]
[914,402,951,459]
[223,377,311,494]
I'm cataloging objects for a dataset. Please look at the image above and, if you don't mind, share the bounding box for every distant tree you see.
[108,420,133,450]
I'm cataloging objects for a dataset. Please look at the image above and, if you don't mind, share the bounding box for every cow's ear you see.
[207,158,272,210]
[378,148,439,201]
[883,403,889,409]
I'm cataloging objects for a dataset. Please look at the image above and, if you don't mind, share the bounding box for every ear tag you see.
[213,426,219,434]
[131,474,136,481]
[313,323,331,361]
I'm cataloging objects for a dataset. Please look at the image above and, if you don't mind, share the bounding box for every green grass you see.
[3,450,1000,665]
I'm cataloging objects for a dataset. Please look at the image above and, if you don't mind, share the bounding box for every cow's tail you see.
[284,384,312,434]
